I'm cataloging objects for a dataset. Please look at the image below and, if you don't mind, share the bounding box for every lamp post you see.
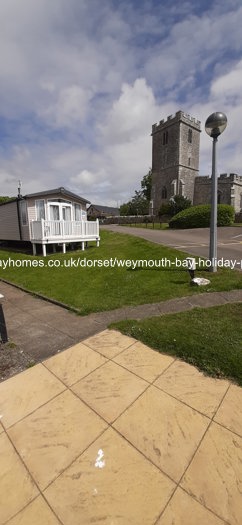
[205,112,227,272]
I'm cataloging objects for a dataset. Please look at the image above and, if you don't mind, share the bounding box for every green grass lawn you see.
[111,303,242,385]
[0,230,241,315]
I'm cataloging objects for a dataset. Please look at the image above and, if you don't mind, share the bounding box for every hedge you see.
[169,204,235,229]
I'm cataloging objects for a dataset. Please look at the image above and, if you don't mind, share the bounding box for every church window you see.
[163,131,168,145]
[188,129,192,143]
[180,179,185,196]
[171,180,177,196]
[161,186,167,199]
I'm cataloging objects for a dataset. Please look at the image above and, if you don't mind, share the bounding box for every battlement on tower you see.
[195,176,210,182]
[152,110,201,134]
[195,173,242,183]
[219,173,242,182]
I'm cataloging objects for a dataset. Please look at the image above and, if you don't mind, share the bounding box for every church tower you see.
[151,110,201,214]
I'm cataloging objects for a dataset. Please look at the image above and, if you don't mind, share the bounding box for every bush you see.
[158,203,171,217]
[169,204,235,229]
[158,195,192,218]
[168,195,192,216]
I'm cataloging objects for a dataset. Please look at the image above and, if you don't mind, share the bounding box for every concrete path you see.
[0,329,241,525]
[1,280,242,363]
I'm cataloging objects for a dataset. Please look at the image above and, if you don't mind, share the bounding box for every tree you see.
[120,202,131,216]
[141,169,152,201]
[0,196,14,204]
[120,191,149,216]
[120,169,152,216]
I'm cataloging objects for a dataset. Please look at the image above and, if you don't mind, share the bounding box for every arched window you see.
[217,190,222,204]
[171,180,177,196]
[180,179,185,196]
[161,186,167,199]
[188,129,192,143]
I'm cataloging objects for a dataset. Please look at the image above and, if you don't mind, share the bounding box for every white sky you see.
[0,0,242,206]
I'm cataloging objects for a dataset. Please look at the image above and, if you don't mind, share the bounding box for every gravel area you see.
[0,341,35,382]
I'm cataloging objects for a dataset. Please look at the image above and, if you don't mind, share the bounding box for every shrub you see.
[158,195,192,218]
[168,195,192,216]
[158,203,171,217]
[169,204,235,229]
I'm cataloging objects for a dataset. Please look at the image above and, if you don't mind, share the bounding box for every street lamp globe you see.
[205,111,227,272]
[205,112,227,138]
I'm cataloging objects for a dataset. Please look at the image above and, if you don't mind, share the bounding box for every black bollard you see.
[0,303,8,343]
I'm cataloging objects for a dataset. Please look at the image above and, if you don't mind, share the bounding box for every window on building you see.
[188,157,191,166]
[217,191,222,204]
[35,199,45,221]
[20,200,27,225]
[162,131,168,145]
[161,186,167,199]
[74,203,82,221]
[188,129,192,143]
[171,180,177,196]
[180,179,185,196]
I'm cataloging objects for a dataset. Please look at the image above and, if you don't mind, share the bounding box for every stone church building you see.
[151,110,242,214]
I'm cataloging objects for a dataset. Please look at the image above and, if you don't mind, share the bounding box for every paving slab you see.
[1,330,241,524]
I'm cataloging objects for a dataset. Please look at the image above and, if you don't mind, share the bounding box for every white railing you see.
[31,219,99,241]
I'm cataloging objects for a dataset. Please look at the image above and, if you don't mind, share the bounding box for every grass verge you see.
[110,303,242,385]
[0,230,241,315]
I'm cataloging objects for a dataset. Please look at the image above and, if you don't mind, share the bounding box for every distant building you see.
[151,110,242,213]
[87,204,120,219]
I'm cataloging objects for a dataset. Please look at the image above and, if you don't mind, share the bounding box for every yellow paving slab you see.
[113,340,175,382]
[44,427,175,525]
[0,364,65,429]
[181,422,242,525]
[154,360,229,417]
[8,389,107,490]
[0,433,38,525]
[83,328,135,358]
[7,496,60,525]
[72,360,148,423]
[44,341,107,386]
[156,488,225,524]
[113,385,210,482]
[0,329,241,525]
[214,384,242,436]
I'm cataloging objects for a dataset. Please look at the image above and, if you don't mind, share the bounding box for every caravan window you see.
[74,203,82,221]
[36,200,45,220]
[20,200,27,225]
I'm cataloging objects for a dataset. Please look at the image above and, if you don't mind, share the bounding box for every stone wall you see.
[193,173,242,212]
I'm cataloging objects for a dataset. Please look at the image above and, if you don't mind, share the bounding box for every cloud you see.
[0,0,242,204]
[211,60,242,103]
[42,85,93,127]
[99,78,159,143]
